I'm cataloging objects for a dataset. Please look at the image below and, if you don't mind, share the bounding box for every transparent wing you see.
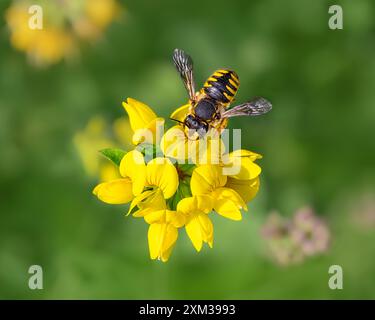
[221,97,272,118]
[173,48,196,102]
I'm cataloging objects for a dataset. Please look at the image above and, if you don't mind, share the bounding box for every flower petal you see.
[148,223,178,262]
[226,177,260,203]
[127,189,155,215]
[191,165,227,196]
[177,195,213,215]
[185,213,213,251]
[229,149,263,160]
[230,157,262,180]
[160,125,190,160]
[191,133,225,165]
[146,158,179,198]
[212,187,247,220]
[185,217,203,251]
[198,213,214,247]
[144,209,166,224]
[119,150,146,195]
[170,103,190,122]
[166,210,185,228]
[133,189,166,217]
[132,117,165,145]
[93,178,133,204]
[122,98,157,132]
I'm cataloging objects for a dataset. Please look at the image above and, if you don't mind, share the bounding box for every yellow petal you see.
[119,150,146,195]
[93,178,133,204]
[185,218,203,251]
[191,165,227,196]
[229,149,263,161]
[132,117,165,145]
[160,125,190,160]
[99,162,121,182]
[127,189,154,215]
[223,150,262,180]
[122,98,157,132]
[170,103,190,122]
[231,157,261,180]
[166,210,185,228]
[177,195,213,215]
[133,189,166,217]
[146,158,179,199]
[144,209,166,224]
[148,223,164,260]
[198,213,214,247]
[212,187,247,220]
[190,133,225,165]
[148,223,178,262]
[185,213,213,251]
[226,177,260,203]
[161,224,179,262]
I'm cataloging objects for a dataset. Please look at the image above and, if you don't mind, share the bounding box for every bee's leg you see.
[210,119,227,134]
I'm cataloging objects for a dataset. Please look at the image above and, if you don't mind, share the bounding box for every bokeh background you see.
[1,0,375,299]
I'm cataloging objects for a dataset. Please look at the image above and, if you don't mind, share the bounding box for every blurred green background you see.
[1,0,375,299]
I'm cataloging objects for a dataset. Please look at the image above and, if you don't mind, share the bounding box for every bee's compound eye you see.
[192,119,199,127]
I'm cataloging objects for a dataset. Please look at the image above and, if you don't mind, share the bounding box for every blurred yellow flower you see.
[5,0,122,66]
[74,116,119,181]
[74,0,121,40]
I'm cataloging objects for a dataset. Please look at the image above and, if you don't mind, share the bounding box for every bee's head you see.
[184,114,208,137]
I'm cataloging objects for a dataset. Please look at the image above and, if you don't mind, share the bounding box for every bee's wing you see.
[173,49,196,102]
[221,97,272,118]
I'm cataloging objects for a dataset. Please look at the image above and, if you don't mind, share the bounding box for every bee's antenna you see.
[170,118,184,125]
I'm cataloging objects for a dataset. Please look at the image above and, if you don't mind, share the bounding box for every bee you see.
[172,48,272,138]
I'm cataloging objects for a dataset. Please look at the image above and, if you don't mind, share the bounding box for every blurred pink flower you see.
[261,207,331,266]
[290,207,330,256]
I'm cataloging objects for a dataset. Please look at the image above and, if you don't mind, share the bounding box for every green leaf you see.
[99,148,127,166]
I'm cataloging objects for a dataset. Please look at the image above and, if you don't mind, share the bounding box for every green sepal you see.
[99,148,127,167]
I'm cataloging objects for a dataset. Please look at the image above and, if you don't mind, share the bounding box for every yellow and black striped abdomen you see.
[203,69,239,106]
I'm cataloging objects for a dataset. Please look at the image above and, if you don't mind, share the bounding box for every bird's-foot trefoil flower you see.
[91,97,266,262]
[177,195,214,251]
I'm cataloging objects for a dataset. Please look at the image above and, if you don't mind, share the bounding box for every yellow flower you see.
[119,150,147,195]
[177,195,214,251]
[92,149,146,205]
[226,176,260,203]
[222,149,262,203]
[112,117,133,149]
[93,177,133,204]
[144,209,185,262]
[122,98,165,145]
[85,0,120,29]
[190,165,247,221]
[127,156,179,215]
[74,116,118,179]
[5,0,121,66]
[161,125,225,164]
